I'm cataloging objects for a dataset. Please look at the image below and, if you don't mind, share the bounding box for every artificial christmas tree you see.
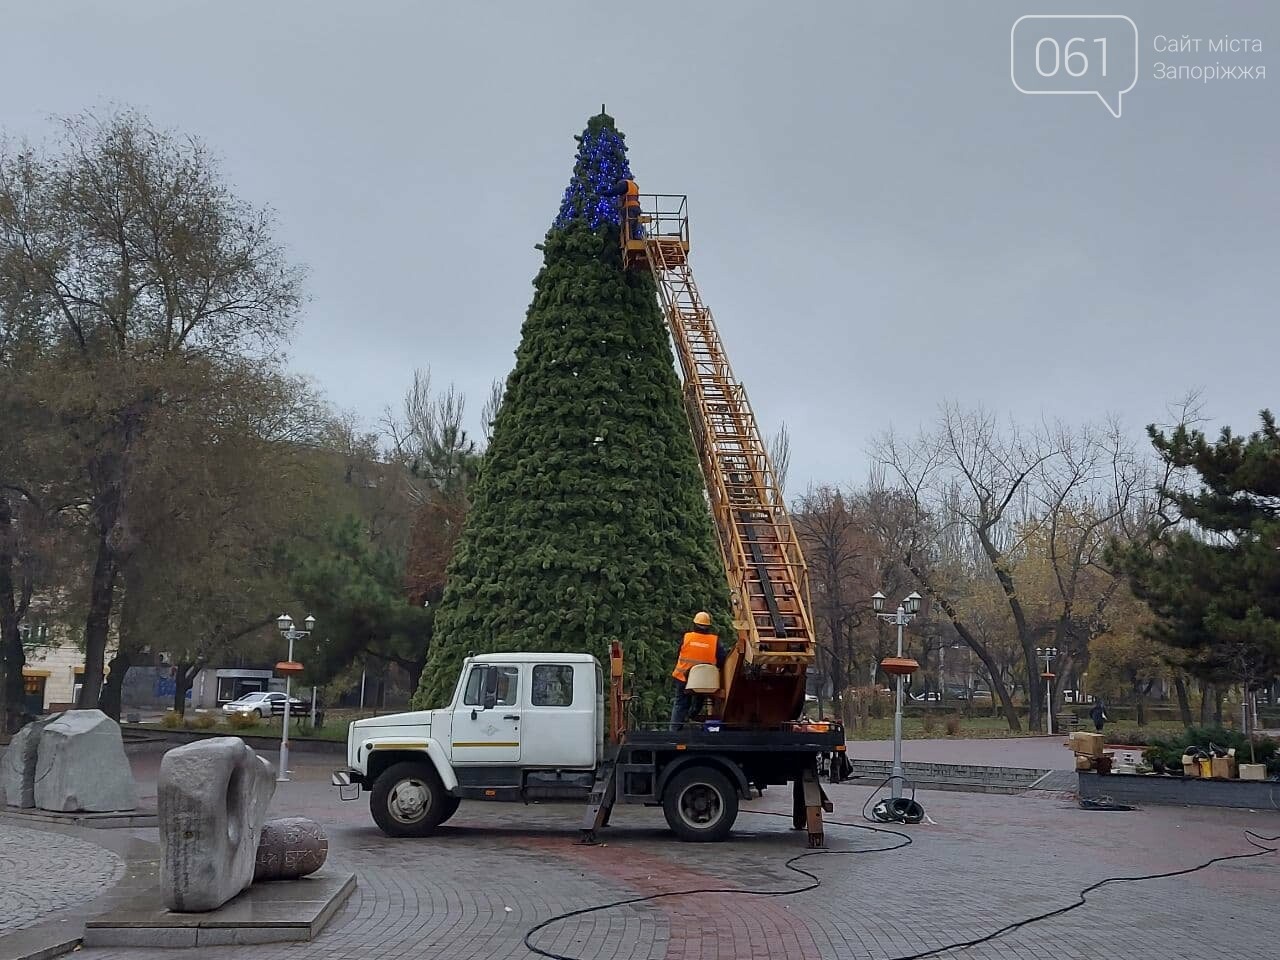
[412,112,730,716]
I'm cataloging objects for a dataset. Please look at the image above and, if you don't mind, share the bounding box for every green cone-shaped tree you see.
[412,113,730,716]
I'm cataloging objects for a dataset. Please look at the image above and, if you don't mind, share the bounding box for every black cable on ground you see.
[861,774,926,824]
[1078,795,1136,811]
[521,806,1278,960]
[522,815,913,960]
[880,829,1280,960]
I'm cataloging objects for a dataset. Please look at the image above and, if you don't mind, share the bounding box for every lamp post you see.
[1036,646,1057,735]
[275,613,315,783]
[873,590,922,799]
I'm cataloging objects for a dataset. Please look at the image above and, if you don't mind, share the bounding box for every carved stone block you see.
[253,817,329,881]
[158,737,275,911]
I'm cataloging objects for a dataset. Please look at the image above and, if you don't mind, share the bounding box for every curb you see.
[122,726,346,754]
[0,807,158,829]
[843,758,1051,795]
[0,923,81,960]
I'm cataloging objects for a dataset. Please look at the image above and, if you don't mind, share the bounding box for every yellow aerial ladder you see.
[622,195,816,726]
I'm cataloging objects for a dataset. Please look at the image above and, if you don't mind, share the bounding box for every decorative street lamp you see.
[275,613,316,783]
[872,590,922,800]
[1036,646,1058,735]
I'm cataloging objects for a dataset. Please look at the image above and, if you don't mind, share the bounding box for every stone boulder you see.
[34,710,136,812]
[158,737,275,912]
[2,714,59,808]
[253,817,329,882]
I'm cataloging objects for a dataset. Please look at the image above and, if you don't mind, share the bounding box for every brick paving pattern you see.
[15,750,1280,959]
[0,821,123,932]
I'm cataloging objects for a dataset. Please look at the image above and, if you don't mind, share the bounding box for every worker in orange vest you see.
[603,178,642,240]
[670,611,727,727]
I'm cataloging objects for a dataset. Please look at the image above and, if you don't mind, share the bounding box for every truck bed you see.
[620,723,844,754]
[606,722,844,807]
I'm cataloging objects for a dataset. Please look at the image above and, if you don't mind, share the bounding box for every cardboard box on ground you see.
[1069,732,1105,758]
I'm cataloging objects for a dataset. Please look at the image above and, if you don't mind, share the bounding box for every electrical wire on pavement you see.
[861,774,927,824]
[879,829,1280,960]
[522,812,913,960]
[521,802,1279,960]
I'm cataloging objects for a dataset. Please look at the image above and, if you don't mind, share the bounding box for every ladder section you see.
[644,237,815,671]
[578,754,616,844]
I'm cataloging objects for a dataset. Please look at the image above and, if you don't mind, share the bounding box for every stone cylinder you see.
[253,817,329,882]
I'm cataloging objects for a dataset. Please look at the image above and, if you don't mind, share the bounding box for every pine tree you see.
[411,113,731,715]
[1120,411,1280,688]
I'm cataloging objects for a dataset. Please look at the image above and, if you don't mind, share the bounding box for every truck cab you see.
[335,653,605,835]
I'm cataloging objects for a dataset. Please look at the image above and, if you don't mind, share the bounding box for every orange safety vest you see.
[623,180,640,208]
[672,630,718,682]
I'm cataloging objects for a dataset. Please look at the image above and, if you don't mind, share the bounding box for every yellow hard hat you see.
[693,611,712,627]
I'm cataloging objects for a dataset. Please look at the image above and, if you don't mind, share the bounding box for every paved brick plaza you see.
[0,821,122,934]
[7,747,1280,959]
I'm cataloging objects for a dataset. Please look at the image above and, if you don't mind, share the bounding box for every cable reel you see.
[871,796,926,824]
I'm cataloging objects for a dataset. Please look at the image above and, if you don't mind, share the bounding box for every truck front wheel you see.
[370,761,449,837]
[662,766,738,842]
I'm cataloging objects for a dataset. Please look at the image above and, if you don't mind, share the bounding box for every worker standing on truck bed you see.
[671,611,727,727]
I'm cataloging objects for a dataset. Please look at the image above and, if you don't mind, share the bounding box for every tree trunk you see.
[173,662,197,715]
[100,562,146,721]
[1213,686,1224,726]
[79,527,119,708]
[824,644,843,727]
[906,563,1022,731]
[972,532,1036,731]
[81,430,138,711]
[1198,680,1211,726]
[408,654,427,698]
[1173,673,1193,727]
[0,494,28,733]
[98,646,134,721]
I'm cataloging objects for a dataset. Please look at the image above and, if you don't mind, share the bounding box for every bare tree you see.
[383,367,477,505]
[768,421,792,496]
[793,485,872,722]
[0,110,302,707]
[387,369,485,618]
[481,377,505,444]
[872,403,1185,732]
[872,407,1057,730]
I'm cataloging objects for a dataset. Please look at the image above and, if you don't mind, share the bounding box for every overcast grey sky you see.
[6,1,1277,489]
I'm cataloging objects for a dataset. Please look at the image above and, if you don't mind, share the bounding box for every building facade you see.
[20,623,115,713]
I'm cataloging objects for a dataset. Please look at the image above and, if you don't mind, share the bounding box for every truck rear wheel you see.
[662,766,738,842]
[370,761,448,837]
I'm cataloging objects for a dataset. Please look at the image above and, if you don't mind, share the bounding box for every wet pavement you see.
[3,744,1279,959]
[0,821,122,933]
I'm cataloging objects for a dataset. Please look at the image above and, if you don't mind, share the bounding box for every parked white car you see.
[221,691,305,719]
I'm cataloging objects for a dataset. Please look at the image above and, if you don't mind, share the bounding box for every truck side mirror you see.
[482,667,499,710]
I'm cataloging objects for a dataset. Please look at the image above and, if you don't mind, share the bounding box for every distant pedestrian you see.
[1090,699,1108,733]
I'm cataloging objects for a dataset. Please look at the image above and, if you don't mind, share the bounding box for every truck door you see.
[521,662,595,768]
[451,663,521,764]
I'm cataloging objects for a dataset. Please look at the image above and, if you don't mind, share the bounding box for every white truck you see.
[332,650,845,845]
